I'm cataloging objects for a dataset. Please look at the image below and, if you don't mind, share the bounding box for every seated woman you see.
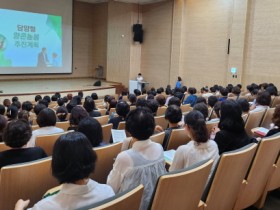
[56,106,68,122]
[265,105,280,137]
[15,132,115,210]
[0,119,47,168]
[68,106,89,131]
[108,101,130,129]
[250,91,271,113]
[237,98,250,121]
[213,100,253,155]
[77,117,105,147]
[83,97,101,117]
[7,105,18,121]
[107,107,166,210]
[183,87,197,107]
[27,108,64,147]
[169,110,219,172]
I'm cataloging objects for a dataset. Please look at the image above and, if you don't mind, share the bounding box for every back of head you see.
[219,100,244,132]
[70,106,89,126]
[196,97,207,105]
[0,104,5,115]
[18,110,30,122]
[116,101,130,117]
[156,94,166,106]
[184,110,208,144]
[37,108,57,127]
[83,97,95,112]
[256,91,271,106]
[208,96,218,108]
[193,103,208,120]
[7,105,18,120]
[146,99,159,115]
[52,132,97,184]
[136,98,147,108]
[34,103,47,116]
[165,105,182,124]
[3,99,11,107]
[51,95,58,102]
[35,95,42,102]
[134,89,141,96]
[56,106,68,121]
[128,94,137,104]
[77,117,103,147]
[38,99,49,107]
[3,119,31,148]
[188,87,197,95]
[43,95,51,104]
[12,96,18,103]
[168,96,181,107]
[57,98,65,106]
[220,88,229,97]
[22,101,33,112]
[237,98,250,113]
[232,86,241,95]
[266,86,278,96]
[126,107,155,140]
[78,91,84,98]
[91,93,98,100]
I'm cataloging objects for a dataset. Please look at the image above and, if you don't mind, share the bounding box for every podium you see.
[129,80,149,93]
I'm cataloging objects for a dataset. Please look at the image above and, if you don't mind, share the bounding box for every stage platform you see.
[0,78,118,102]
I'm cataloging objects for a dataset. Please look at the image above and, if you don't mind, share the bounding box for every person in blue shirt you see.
[183,87,197,107]
[175,76,182,88]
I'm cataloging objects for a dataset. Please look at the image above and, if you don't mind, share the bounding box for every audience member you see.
[68,106,89,131]
[108,101,130,129]
[250,91,271,113]
[193,102,208,120]
[128,94,137,106]
[0,115,7,142]
[15,132,114,209]
[183,87,197,107]
[107,108,166,210]
[0,120,47,168]
[7,105,18,121]
[56,106,68,122]
[168,96,181,107]
[265,105,280,137]
[83,97,101,117]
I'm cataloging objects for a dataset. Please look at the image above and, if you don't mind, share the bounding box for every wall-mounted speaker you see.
[133,24,143,43]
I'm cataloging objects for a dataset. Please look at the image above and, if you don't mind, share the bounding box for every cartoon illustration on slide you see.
[0,34,12,67]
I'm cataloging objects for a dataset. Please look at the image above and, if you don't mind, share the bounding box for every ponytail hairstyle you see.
[184,110,208,144]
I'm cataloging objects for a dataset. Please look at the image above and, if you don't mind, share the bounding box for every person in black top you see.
[108,101,130,129]
[0,119,47,168]
[266,105,280,137]
[83,96,101,117]
[213,100,253,155]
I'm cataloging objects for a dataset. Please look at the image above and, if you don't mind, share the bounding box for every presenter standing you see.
[37,47,49,67]
[175,76,182,89]
[136,73,144,91]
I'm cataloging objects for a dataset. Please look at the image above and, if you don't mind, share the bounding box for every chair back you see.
[202,143,258,210]
[156,106,167,116]
[55,121,70,131]
[0,158,57,210]
[109,108,116,116]
[130,105,136,111]
[154,116,169,130]
[91,142,123,184]
[245,110,266,137]
[98,108,107,116]
[260,108,275,129]
[117,121,125,130]
[102,123,113,144]
[181,104,192,113]
[32,125,39,131]
[35,132,66,156]
[150,159,213,210]
[233,134,280,210]
[271,96,280,108]
[166,129,191,150]
[81,185,144,210]
[95,115,109,125]
[0,142,10,152]
[150,132,165,145]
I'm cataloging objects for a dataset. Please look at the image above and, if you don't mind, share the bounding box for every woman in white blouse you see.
[169,110,219,172]
[107,107,166,210]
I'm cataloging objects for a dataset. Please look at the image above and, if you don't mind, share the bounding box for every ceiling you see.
[77,0,166,5]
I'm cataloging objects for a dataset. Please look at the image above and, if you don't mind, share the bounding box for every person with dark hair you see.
[107,107,166,210]
[128,94,137,106]
[175,76,182,88]
[15,132,114,209]
[146,99,159,116]
[266,85,278,96]
[22,101,33,112]
[56,106,68,122]
[162,105,183,149]
[165,88,173,106]
[34,103,47,116]
[34,95,42,102]
[83,97,101,117]
[57,98,65,107]
[3,98,11,108]
[155,94,166,107]
[231,86,241,99]
[213,100,253,155]
[38,99,49,108]
[218,88,228,102]
[27,108,64,147]
[265,105,280,137]
[51,95,58,102]
[246,84,254,96]
[208,96,218,108]
[66,93,73,101]
[0,120,47,168]
[7,105,18,121]
[237,98,250,116]
[0,104,5,115]
[43,96,51,105]
[0,115,7,142]
[12,96,19,103]
[201,86,212,98]
[193,102,208,120]
[91,92,98,100]
[213,101,222,119]
[54,92,61,99]
[68,106,89,131]
[66,96,82,113]
[250,91,271,113]
[12,101,21,110]
[168,96,181,107]
[106,99,117,115]
[136,98,147,107]
[196,96,207,105]
[169,110,219,172]
[78,91,84,99]
[147,94,154,100]
[134,89,141,96]
[108,101,130,129]
[183,87,197,107]
[77,117,104,147]
[18,110,30,123]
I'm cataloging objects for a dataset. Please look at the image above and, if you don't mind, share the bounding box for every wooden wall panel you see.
[141,1,173,89]
[180,0,233,88]
[243,0,280,87]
